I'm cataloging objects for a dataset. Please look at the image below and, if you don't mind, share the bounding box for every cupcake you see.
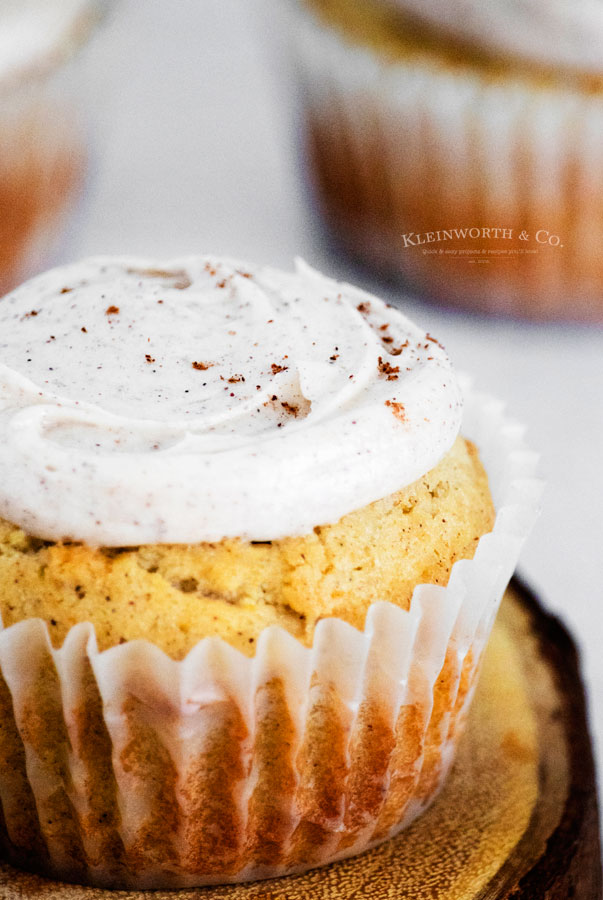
[0,256,540,888]
[288,0,603,320]
[0,0,104,297]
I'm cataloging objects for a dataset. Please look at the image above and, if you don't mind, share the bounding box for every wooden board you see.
[0,578,600,899]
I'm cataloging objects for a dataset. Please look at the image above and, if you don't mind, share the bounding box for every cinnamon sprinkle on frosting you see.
[281,401,299,417]
[378,356,400,380]
[385,399,406,421]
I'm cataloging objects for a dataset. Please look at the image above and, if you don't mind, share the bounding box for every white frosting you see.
[0,0,95,86]
[381,0,603,73]
[0,256,462,545]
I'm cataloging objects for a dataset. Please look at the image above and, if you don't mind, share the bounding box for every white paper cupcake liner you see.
[0,385,542,889]
[288,2,603,320]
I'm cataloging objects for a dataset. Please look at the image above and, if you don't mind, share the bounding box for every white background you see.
[74,0,602,824]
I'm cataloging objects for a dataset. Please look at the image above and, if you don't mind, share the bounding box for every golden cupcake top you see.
[302,0,603,85]
[374,0,603,74]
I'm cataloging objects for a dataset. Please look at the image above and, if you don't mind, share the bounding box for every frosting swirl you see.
[380,0,603,74]
[0,256,462,545]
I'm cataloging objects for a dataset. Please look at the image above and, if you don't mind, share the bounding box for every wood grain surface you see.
[0,578,600,899]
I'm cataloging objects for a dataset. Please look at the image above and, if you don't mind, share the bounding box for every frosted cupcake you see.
[0,0,103,296]
[0,257,540,888]
[289,0,603,320]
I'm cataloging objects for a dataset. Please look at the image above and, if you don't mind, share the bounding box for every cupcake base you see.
[305,113,603,321]
[0,386,540,888]
[0,126,86,298]
[1,579,599,899]
[293,1,603,321]
[0,4,101,296]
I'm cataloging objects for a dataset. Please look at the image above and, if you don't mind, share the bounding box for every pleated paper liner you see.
[0,385,541,888]
[290,1,603,321]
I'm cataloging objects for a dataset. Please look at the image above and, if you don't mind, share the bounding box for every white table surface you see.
[75,0,603,826]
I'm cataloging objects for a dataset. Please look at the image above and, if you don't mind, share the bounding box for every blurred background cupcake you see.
[287,0,603,320]
[0,0,106,296]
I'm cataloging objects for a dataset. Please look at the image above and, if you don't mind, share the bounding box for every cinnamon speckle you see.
[385,399,406,422]
[426,333,445,349]
[390,340,410,356]
[281,401,299,417]
[378,356,400,380]
[192,361,213,371]
[129,267,191,289]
